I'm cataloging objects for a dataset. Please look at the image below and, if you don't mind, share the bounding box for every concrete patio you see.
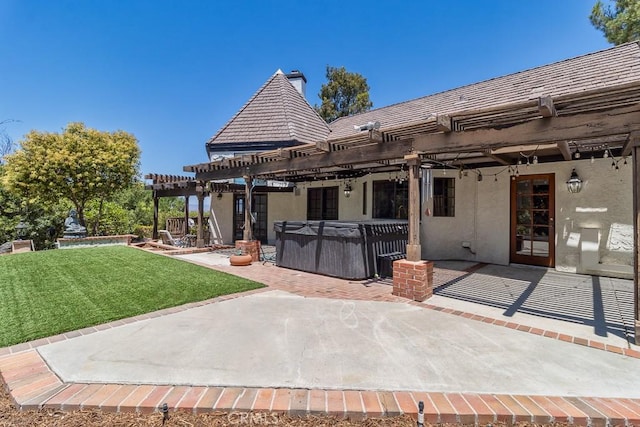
[1,252,639,424]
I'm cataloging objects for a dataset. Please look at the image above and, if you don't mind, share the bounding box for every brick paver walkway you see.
[2,253,639,425]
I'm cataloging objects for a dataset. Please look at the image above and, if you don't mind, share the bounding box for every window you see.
[433,177,455,217]
[372,181,408,219]
[307,187,338,220]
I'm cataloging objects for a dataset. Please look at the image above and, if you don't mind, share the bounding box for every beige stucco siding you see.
[207,159,633,275]
[421,158,633,272]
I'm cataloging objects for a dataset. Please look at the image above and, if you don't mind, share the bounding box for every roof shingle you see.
[207,70,330,146]
[327,42,640,140]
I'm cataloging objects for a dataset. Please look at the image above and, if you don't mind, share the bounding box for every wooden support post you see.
[243,175,253,241]
[633,144,640,344]
[197,192,205,248]
[405,154,421,261]
[183,196,190,236]
[152,192,159,240]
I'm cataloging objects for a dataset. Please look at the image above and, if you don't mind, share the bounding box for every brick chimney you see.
[285,70,306,98]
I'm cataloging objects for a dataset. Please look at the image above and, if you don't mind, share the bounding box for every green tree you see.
[0,164,68,250]
[590,0,640,44]
[2,122,140,231]
[315,66,373,123]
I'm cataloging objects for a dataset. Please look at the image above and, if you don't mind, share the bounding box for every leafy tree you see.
[84,200,130,236]
[109,181,184,238]
[590,0,640,44]
[315,66,373,123]
[0,164,67,250]
[2,122,140,231]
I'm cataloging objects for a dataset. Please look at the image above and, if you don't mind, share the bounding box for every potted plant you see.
[230,248,252,266]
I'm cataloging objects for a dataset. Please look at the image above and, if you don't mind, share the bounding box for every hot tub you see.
[273,220,407,279]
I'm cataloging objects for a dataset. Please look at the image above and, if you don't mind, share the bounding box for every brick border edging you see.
[1,350,639,427]
[408,300,640,360]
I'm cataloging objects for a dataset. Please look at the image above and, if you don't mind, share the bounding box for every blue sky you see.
[0,1,612,177]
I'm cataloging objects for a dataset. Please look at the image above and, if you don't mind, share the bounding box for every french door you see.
[233,194,268,244]
[510,174,555,267]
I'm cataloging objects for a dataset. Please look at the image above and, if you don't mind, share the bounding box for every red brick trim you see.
[1,351,638,427]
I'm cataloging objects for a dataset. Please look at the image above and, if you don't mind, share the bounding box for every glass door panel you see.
[510,174,555,267]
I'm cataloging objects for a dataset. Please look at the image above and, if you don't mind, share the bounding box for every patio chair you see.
[158,230,188,248]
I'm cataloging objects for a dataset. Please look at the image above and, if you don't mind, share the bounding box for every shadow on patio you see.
[432,262,635,344]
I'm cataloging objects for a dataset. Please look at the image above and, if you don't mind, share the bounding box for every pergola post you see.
[405,154,421,261]
[196,192,205,248]
[243,175,253,241]
[152,191,159,240]
[183,195,190,236]
[392,154,433,302]
[633,144,640,344]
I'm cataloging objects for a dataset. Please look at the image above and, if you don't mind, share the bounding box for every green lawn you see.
[0,246,264,347]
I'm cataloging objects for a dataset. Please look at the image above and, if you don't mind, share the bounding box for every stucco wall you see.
[209,194,234,244]
[421,168,511,265]
[207,159,633,273]
[554,158,633,272]
[420,158,633,271]
[267,191,307,242]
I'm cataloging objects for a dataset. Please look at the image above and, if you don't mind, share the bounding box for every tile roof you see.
[327,42,640,141]
[207,70,330,146]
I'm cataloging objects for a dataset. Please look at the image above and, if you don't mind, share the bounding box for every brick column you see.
[235,240,261,262]
[392,259,434,301]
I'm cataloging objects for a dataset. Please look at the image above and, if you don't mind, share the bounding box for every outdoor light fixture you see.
[417,401,425,427]
[15,220,27,240]
[566,169,583,193]
[353,121,380,132]
[344,182,352,198]
[161,403,169,425]
[217,193,223,200]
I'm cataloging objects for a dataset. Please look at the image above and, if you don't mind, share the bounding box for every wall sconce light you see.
[344,182,352,198]
[217,193,223,200]
[566,169,583,193]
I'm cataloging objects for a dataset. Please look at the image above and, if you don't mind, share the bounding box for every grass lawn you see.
[0,246,264,347]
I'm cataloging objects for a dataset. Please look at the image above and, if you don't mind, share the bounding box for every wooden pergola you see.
[144,173,294,245]
[183,86,640,344]
[145,174,209,247]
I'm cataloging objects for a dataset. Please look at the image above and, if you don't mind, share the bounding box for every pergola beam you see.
[410,105,637,155]
[557,141,573,161]
[276,148,292,159]
[190,104,639,181]
[315,140,333,152]
[622,130,640,158]
[436,114,452,132]
[483,149,512,166]
[538,95,556,117]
